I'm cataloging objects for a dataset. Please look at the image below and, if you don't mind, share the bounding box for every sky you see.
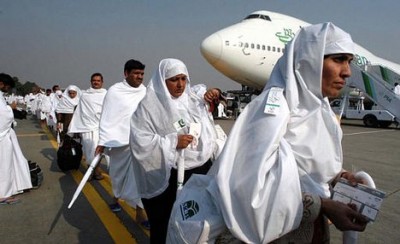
[1,0,400,92]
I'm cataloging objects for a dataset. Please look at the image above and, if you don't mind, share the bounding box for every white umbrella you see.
[176,149,185,196]
[68,153,103,209]
[176,124,201,196]
[343,171,376,244]
[56,130,61,147]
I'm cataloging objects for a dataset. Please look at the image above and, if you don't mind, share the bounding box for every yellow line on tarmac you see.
[42,125,137,243]
[98,173,150,236]
[17,133,45,137]
[70,171,136,243]
[77,164,150,236]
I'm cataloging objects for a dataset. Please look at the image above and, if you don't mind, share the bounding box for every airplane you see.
[200,10,400,92]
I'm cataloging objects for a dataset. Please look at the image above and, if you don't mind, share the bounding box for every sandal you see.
[0,197,21,205]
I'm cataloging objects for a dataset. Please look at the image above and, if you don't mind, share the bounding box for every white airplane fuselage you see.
[200,10,400,90]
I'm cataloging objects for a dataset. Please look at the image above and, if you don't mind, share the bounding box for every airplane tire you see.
[363,115,378,127]
[378,121,392,128]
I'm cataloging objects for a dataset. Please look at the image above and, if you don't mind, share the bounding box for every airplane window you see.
[282,48,285,53]
[268,46,271,51]
[272,47,276,52]
[225,40,229,46]
[251,44,254,49]
[262,45,265,50]
[245,43,249,48]
[244,14,271,21]
[257,44,260,49]
[277,47,280,52]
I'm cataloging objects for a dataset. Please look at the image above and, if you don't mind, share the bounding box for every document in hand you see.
[332,179,385,221]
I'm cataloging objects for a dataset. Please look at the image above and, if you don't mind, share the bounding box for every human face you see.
[68,90,77,98]
[91,75,103,89]
[166,74,187,98]
[322,54,353,98]
[125,69,144,88]
[0,82,9,92]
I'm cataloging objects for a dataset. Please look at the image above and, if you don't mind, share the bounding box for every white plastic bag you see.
[167,174,226,244]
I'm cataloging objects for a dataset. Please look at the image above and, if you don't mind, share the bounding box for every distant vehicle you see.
[330,94,398,128]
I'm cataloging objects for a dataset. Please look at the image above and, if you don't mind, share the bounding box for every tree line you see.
[11,76,40,96]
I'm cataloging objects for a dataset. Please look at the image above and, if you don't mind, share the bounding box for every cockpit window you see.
[244,14,271,21]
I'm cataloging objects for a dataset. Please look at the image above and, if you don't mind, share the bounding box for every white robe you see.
[68,87,107,163]
[98,80,146,147]
[98,80,146,208]
[209,23,353,243]
[0,91,32,198]
[130,59,220,199]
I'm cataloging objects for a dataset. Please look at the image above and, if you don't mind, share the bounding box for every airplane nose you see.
[200,33,222,65]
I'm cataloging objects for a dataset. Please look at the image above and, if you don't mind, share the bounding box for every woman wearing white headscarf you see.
[56,85,81,133]
[209,22,368,243]
[130,58,223,244]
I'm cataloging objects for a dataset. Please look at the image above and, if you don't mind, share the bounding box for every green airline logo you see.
[354,54,370,66]
[275,28,370,67]
[180,200,200,220]
[275,28,295,44]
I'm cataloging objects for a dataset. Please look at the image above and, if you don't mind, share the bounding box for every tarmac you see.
[0,115,399,243]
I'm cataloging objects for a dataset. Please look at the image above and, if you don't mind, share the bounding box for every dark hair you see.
[0,73,15,88]
[91,72,103,81]
[124,59,145,73]
[395,82,399,86]
[52,85,60,91]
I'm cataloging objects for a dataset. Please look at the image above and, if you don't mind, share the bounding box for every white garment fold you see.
[130,58,220,199]
[0,91,32,198]
[68,87,108,164]
[68,88,107,133]
[108,145,143,208]
[56,85,81,114]
[209,22,351,243]
[98,81,146,147]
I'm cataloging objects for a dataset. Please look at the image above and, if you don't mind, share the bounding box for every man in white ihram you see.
[68,73,108,180]
[0,73,32,205]
[95,59,148,225]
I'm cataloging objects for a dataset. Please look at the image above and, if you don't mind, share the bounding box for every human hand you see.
[340,171,368,186]
[9,101,17,110]
[95,145,105,155]
[176,134,194,149]
[321,198,368,232]
[204,88,221,103]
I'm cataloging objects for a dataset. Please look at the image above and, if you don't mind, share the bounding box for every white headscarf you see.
[130,58,218,198]
[210,23,354,243]
[56,85,82,114]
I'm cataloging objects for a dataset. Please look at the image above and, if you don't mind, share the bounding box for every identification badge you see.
[189,122,202,149]
[264,87,283,115]
[173,119,187,131]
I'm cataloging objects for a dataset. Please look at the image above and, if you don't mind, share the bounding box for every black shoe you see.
[109,203,121,212]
